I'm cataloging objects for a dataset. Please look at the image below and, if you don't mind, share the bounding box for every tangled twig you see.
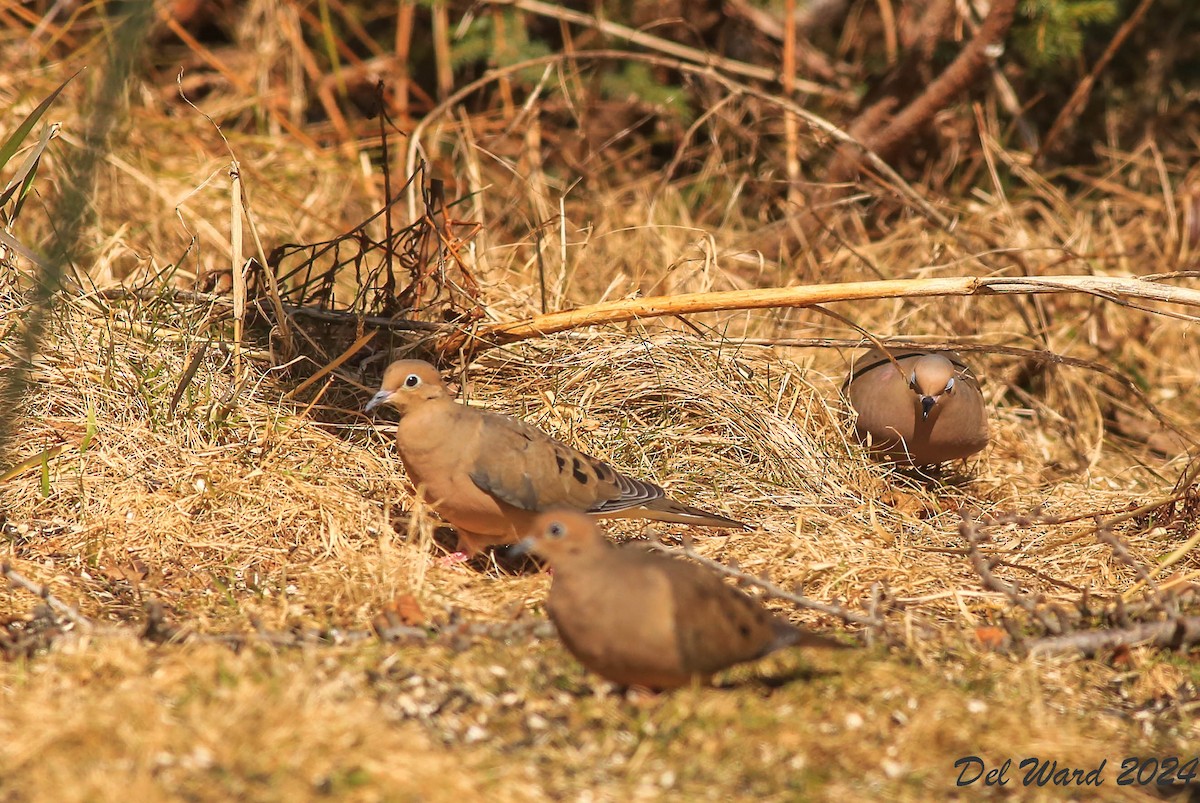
[960,497,1200,658]
[959,516,1065,636]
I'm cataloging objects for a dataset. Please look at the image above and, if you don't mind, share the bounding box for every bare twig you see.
[827,0,1018,182]
[2,562,94,631]
[1029,617,1200,657]
[959,517,1063,635]
[1095,527,1171,615]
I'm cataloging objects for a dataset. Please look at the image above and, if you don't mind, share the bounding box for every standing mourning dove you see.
[517,510,846,690]
[365,360,747,556]
[844,347,989,465]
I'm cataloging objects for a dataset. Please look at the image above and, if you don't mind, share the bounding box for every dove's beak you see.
[364,390,393,413]
[920,395,938,420]
[509,537,537,557]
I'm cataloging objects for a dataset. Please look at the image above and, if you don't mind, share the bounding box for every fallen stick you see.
[433,274,1200,358]
[1028,617,1200,657]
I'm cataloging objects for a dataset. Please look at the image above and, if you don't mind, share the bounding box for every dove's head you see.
[365,360,451,415]
[907,354,958,420]
[514,509,608,566]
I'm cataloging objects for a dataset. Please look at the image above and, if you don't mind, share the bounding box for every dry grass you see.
[4,20,1200,801]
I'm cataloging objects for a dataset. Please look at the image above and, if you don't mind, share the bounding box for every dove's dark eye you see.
[546,522,566,539]
[404,374,421,388]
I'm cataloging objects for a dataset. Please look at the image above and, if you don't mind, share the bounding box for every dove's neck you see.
[394,398,469,454]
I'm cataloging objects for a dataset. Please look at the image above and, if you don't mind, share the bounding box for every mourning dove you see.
[844,347,989,465]
[517,510,846,690]
[365,360,747,557]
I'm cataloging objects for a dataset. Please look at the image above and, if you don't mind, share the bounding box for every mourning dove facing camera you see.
[844,347,988,466]
[365,360,746,556]
[517,510,846,690]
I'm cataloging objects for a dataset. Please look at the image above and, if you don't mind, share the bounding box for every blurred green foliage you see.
[1014,0,1119,70]
[599,63,693,121]
[452,9,552,75]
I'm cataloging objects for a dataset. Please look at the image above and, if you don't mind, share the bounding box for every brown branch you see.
[1095,527,1169,614]
[991,559,1084,594]
[827,0,1018,182]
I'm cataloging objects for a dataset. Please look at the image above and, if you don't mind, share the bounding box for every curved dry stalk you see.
[433,274,1200,358]
[806,304,914,391]
[959,516,1065,635]
[484,0,841,98]
[404,49,914,223]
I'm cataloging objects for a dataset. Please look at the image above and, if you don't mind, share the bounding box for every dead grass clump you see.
[462,334,867,517]
[0,292,420,629]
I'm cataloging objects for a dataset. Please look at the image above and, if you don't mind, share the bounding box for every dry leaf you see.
[974,626,1009,650]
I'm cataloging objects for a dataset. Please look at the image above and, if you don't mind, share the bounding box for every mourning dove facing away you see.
[517,510,846,690]
[365,360,747,557]
[844,347,988,466]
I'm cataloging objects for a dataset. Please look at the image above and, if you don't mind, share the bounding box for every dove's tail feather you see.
[602,498,749,530]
